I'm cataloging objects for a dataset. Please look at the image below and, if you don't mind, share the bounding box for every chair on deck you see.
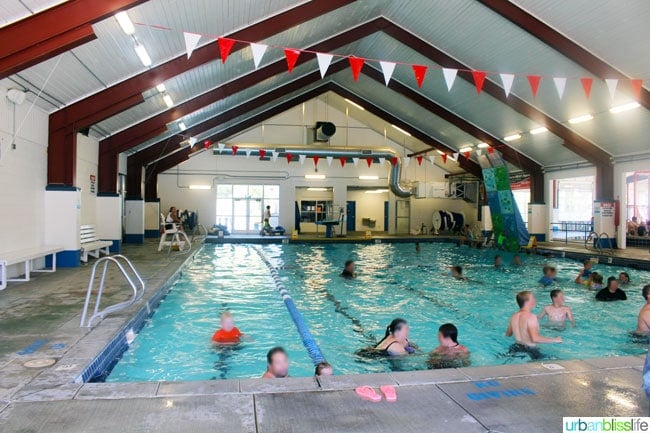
[158,214,191,252]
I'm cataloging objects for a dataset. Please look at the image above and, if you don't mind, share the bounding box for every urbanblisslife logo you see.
[563,418,650,432]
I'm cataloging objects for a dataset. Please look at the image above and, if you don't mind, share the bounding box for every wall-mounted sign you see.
[89,174,96,194]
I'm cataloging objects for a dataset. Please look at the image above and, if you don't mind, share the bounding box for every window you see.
[215,184,280,233]
[300,200,332,223]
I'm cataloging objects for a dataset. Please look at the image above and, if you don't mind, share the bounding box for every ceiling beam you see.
[476,0,649,111]
[0,0,148,79]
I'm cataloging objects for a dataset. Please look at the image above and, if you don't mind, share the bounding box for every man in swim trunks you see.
[637,285,650,334]
[262,347,289,379]
[538,289,576,327]
[340,260,356,279]
[506,291,561,359]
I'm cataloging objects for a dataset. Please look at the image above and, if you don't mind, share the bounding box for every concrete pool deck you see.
[0,239,649,432]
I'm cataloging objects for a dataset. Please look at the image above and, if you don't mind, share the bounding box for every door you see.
[395,199,410,234]
[384,201,389,231]
[346,201,356,231]
[233,198,262,233]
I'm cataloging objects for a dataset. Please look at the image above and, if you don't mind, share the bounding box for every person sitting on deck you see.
[262,347,289,379]
[166,206,183,231]
[212,311,242,343]
[375,318,418,356]
[539,266,557,286]
[595,277,627,302]
[505,291,561,360]
[538,289,576,328]
[428,323,470,369]
[636,285,650,334]
[340,260,356,279]
[628,216,639,236]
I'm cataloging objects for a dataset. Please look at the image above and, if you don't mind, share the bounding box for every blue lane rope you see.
[253,246,326,366]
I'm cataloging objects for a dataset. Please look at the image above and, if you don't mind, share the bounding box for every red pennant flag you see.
[580,78,593,99]
[366,157,373,168]
[218,38,236,64]
[412,65,428,88]
[630,79,643,100]
[527,75,541,97]
[416,155,423,166]
[339,157,346,167]
[203,140,212,149]
[349,56,365,82]
[441,154,447,164]
[284,49,300,73]
[285,153,293,163]
[487,147,494,154]
[258,149,266,159]
[313,156,320,167]
[464,151,471,160]
[391,156,399,166]
[231,145,239,155]
[472,71,487,94]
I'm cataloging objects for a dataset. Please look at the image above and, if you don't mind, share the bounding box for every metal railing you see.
[80,255,145,328]
[585,231,614,256]
[549,221,593,244]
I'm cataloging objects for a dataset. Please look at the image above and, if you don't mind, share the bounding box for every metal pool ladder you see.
[585,231,614,255]
[80,255,145,328]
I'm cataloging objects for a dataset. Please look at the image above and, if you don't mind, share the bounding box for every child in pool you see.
[212,311,243,343]
[538,289,575,328]
[539,266,556,286]
[574,260,594,284]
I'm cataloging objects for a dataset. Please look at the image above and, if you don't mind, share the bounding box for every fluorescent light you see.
[156,83,166,93]
[189,185,211,190]
[530,126,548,135]
[305,174,326,180]
[458,146,473,153]
[163,94,174,108]
[365,189,389,194]
[610,102,640,114]
[436,150,445,155]
[134,43,152,66]
[307,187,328,191]
[391,124,412,137]
[178,122,186,131]
[115,11,135,35]
[359,175,379,180]
[568,114,593,124]
[503,133,522,142]
[344,98,365,111]
[477,142,489,148]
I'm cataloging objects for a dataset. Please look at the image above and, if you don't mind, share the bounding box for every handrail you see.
[80,255,145,328]
[585,231,614,256]
[598,232,614,255]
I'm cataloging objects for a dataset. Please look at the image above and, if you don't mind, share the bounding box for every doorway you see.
[216,184,280,233]
[346,201,356,231]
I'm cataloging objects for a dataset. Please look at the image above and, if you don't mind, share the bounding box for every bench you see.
[0,246,64,290]
[80,225,113,262]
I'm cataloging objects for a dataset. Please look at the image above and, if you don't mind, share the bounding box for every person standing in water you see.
[637,285,650,334]
[340,260,356,279]
[538,290,576,328]
[375,318,418,356]
[505,291,561,359]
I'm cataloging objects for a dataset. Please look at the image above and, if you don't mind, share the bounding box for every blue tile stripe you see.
[17,339,48,355]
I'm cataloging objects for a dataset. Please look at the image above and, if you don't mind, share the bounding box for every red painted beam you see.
[0,25,96,79]
[476,0,649,111]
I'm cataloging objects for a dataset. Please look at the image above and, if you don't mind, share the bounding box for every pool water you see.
[107,243,649,381]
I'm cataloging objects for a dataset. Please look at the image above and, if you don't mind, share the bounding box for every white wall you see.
[346,190,388,232]
[76,134,98,226]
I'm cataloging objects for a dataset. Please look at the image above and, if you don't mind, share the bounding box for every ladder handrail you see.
[598,232,614,255]
[585,231,614,256]
[80,255,145,328]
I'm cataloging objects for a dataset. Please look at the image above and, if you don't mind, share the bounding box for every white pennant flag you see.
[500,73,515,97]
[183,32,201,59]
[476,149,482,157]
[250,43,267,69]
[442,68,457,91]
[553,77,567,99]
[245,149,252,158]
[605,79,618,99]
[326,156,333,166]
[217,142,225,153]
[271,150,279,162]
[452,152,459,161]
[428,155,435,165]
[316,53,333,78]
[379,61,396,86]
[378,157,386,166]
[352,157,359,167]
[403,157,410,167]
[299,154,306,165]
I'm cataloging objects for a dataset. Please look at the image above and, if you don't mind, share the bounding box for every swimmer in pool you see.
[415,242,421,253]
[428,323,470,369]
[375,318,418,356]
[538,289,576,328]
[211,311,243,343]
[574,260,594,284]
[619,272,631,285]
[539,265,557,286]
[637,285,650,334]
[588,272,604,290]
[505,291,561,359]
[513,254,523,267]
[262,347,289,379]
[340,260,356,279]
[314,361,333,377]
[494,255,503,269]
[449,265,465,280]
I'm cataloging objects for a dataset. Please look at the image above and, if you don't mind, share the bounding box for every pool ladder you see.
[585,231,614,256]
[80,255,145,328]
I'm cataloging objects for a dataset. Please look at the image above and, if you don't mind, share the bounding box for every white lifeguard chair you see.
[158,214,191,252]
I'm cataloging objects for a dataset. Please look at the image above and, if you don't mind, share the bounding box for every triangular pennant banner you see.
[412,65,428,88]
[452,152,459,161]
[352,157,359,167]
[403,157,410,167]
[316,53,333,79]
[313,156,320,167]
[472,71,487,94]
[416,155,423,166]
[500,73,515,97]
[271,150,279,162]
[391,156,399,166]
[378,157,386,166]
[231,145,239,155]
[245,149,252,158]
[428,155,435,165]
[250,43,267,69]
[553,77,567,99]
[202,140,210,149]
[476,149,483,157]
[349,56,365,81]
[527,75,541,97]
[183,32,201,59]
[488,147,494,154]
[379,61,396,86]
[630,79,643,100]
[217,142,225,153]
[218,38,236,64]
[463,151,470,159]
[605,79,618,99]
[299,154,306,165]
[366,157,373,168]
[284,49,300,73]
[258,149,266,160]
[286,153,293,164]
[580,77,593,99]
[326,156,333,167]
[442,68,457,92]
[339,157,346,167]
[441,154,447,164]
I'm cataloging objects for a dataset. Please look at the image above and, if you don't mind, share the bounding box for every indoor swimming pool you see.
[106,243,649,382]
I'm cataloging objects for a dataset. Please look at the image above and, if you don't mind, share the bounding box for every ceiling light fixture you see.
[359,175,379,180]
[134,43,152,67]
[477,142,489,148]
[344,98,365,111]
[609,102,641,114]
[568,114,593,124]
[189,185,211,190]
[530,127,548,135]
[156,83,166,93]
[365,189,389,194]
[305,174,326,180]
[436,150,445,155]
[503,133,522,142]
[391,124,412,137]
[115,11,135,35]
[163,94,174,108]
[307,187,328,191]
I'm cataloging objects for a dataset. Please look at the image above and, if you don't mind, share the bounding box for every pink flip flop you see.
[355,385,382,402]
[380,385,397,402]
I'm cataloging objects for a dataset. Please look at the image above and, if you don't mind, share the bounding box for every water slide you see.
[477,151,530,252]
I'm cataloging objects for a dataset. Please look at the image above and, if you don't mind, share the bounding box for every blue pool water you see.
[107,243,649,381]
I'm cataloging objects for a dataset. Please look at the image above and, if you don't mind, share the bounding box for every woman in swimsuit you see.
[375,318,417,356]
